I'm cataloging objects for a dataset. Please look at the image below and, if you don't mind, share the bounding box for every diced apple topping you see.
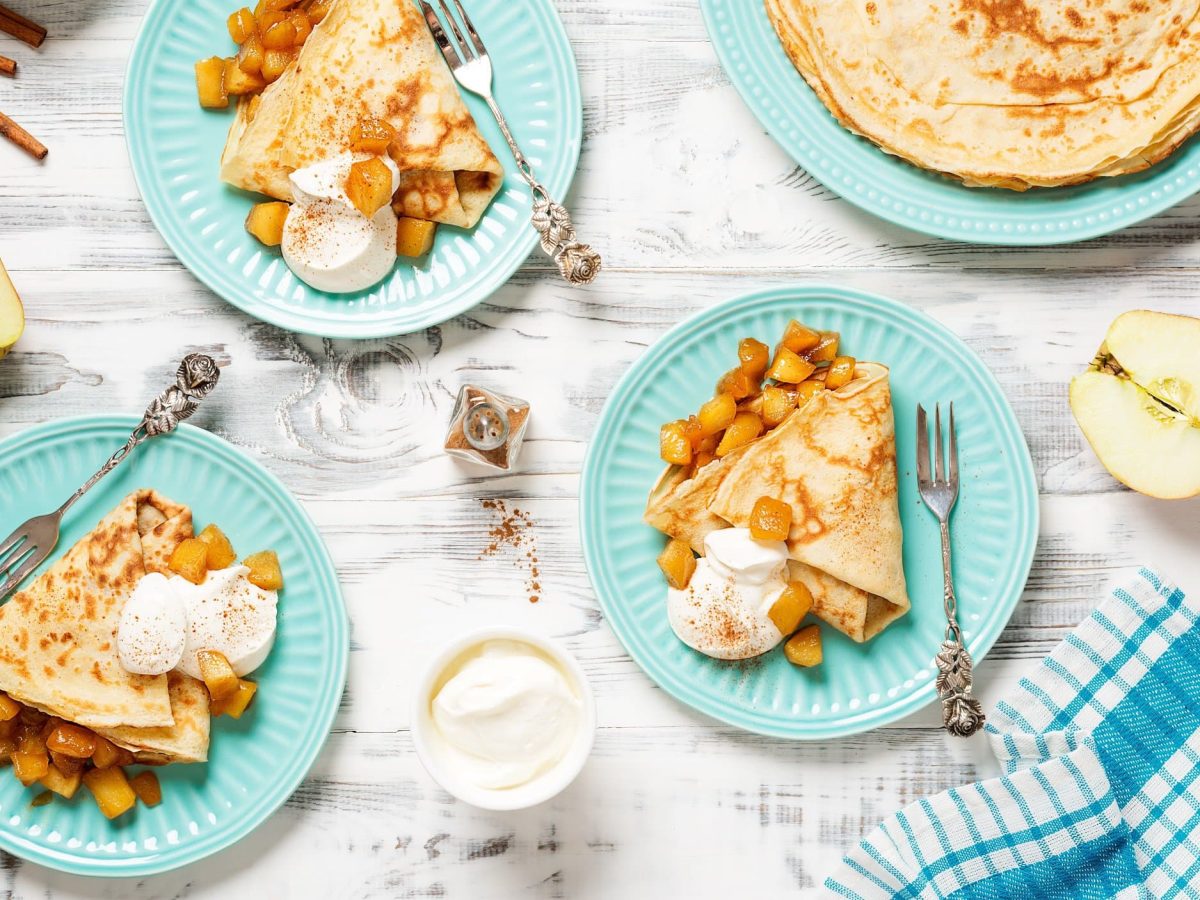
[225,56,266,95]
[766,346,816,384]
[749,496,793,542]
[345,157,395,218]
[12,750,48,786]
[350,115,398,155]
[82,767,137,820]
[130,771,163,807]
[45,723,96,759]
[236,34,265,75]
[697,393,737,436]
[738,338,771,381]
[768,582,813,636]
[168,538,209,585]
[197,649,240,702]
[660,420,694,465]
[39,763,82,799]
[780,320,821,353]
[761,385,797,427]
[716,366,758,401]
[806,332,840,365]
[245,201,289,247]
[657,539,697,590]
[227,7,257,43]
[397,217,437,258]
[825,356,856,390]
[197,523,238,569]
[260,17,296,49]
[244,550,284,590]
[716,412,763,457]
[784,624,823,667]
[0,693,20,721]
[260,48,293,82]
[195,57,229,109]
[211,678,258,718]
[796,380,825,407]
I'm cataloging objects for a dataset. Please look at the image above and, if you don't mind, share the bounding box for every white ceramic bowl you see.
[411,627,596,811]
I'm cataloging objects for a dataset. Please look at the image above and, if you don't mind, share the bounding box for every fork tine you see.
[0,547,42,601]
[450,0,487,57]
[916,404,930,484]
[934,404,946,484]
[436,0,475,61]
[0,527,28,569]
[948,402,959,486]
[419,0,463,69]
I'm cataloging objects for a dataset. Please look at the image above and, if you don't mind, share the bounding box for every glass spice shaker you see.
[444,385,531,471]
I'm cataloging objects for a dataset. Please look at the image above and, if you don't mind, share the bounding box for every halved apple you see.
[0,259,24,360]
[1069,310,1200,499]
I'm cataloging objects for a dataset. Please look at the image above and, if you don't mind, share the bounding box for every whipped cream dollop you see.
[430,640,581,791]
[282,151,400,294]
[117,566,277,679]
[667,528,789,660]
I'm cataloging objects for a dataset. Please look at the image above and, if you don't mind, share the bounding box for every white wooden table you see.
[3,1,1200,896]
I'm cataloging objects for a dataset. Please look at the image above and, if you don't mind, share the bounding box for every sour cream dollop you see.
[667,528,789,660]
[282,151,400,294]
[117,566,278,679]
[430,640,581,790]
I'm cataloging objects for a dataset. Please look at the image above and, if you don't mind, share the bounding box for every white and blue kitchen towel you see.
[826,567,1200,899]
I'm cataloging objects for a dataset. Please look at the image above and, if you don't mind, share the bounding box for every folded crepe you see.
[220,0,504,228]
[709,363,909,641]
[0,490,210,763]
[765,0,1200,189]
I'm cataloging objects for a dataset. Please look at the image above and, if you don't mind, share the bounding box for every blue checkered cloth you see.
[826,567,1200,899]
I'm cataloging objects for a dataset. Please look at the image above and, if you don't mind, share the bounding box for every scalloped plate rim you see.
[0,415,348,877]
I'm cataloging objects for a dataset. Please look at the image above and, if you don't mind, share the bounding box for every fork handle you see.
[935,521,986,737]
[483,97,601,286]
[56,354,221,519]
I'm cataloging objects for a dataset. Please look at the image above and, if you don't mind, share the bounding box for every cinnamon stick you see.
[0,4,46,48]
[0,55,13,76]
[0,111,46,159]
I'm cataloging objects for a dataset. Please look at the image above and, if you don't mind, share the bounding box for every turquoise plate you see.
[124,0,581,338]
[700,0,1200,244]
[0,416,347,875]
[580,286,1038,739]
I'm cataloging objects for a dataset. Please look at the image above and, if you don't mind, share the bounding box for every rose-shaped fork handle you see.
[57,354,221,519]
[483,97,601,285]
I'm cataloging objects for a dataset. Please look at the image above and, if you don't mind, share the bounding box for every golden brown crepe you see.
[0,490,210,762]
[709,363,909,641]
[221,0,504,228]
[99,671,210,765]
[644,443,752,555]
[765,0,1200,190]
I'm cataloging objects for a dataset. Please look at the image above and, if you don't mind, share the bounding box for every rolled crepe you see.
[0,490,210,762]
[221,0,504,229]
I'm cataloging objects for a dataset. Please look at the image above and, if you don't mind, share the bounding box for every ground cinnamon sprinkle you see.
[479,499,542,603]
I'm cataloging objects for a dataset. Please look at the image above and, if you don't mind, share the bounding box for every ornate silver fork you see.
[916,403,985,737]
[418,0,601,285]
[0,354,220,602]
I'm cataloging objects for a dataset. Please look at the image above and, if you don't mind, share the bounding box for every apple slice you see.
[0,259,24,360]
[1070,310,1200,499]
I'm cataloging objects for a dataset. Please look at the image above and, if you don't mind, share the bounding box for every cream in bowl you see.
[412,628,595,810]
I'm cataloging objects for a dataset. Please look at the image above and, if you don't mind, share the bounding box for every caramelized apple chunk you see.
[90,737,123,770]
[236,34,265,75]
[306,0,332,22]
[784,624,823,667]
[12,751,47,786]
[130,771,163,807]
[0,694,20,722]
[769,582,813,635]
[197,649,240,702]
[244,550,284,590]
[45,723,96,759]
[766,347,817,384]
[261,48,294,82]
[290,10,313,43]
[761,385,797,428]
[780,320,821,353]
[660,420,694,465]
[657,539,697,590]
[825,356,856,390]
[195,57,229,110]
[345,157,395,218]
[750,496,793,542]
[245,201,289,247]
[83,767,137,820]
[697,393,737,436]
[197,523,238,570]
[227,6,257,43]
[260,17,296,49]
[39,763,82,799]
[225,56,267,95]
[715,412,763,457]
[350,115,398,154]
[397,217,437,258]
[738,338,771,380]
[168,538,209,585]
[806,332,840,365]
[211,679,258,718]
[796,380,825,407]
[716,366,757,401]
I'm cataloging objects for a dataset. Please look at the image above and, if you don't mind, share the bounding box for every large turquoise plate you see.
[580,286,1038,739]
[0,416,347,875]
[700,0,1200,244]
[124,0,581,338]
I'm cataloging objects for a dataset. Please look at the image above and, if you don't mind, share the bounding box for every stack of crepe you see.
[765,0,1200,189]
[646,363,909,643]
[220,0,504,228]
[0,490,210,764]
